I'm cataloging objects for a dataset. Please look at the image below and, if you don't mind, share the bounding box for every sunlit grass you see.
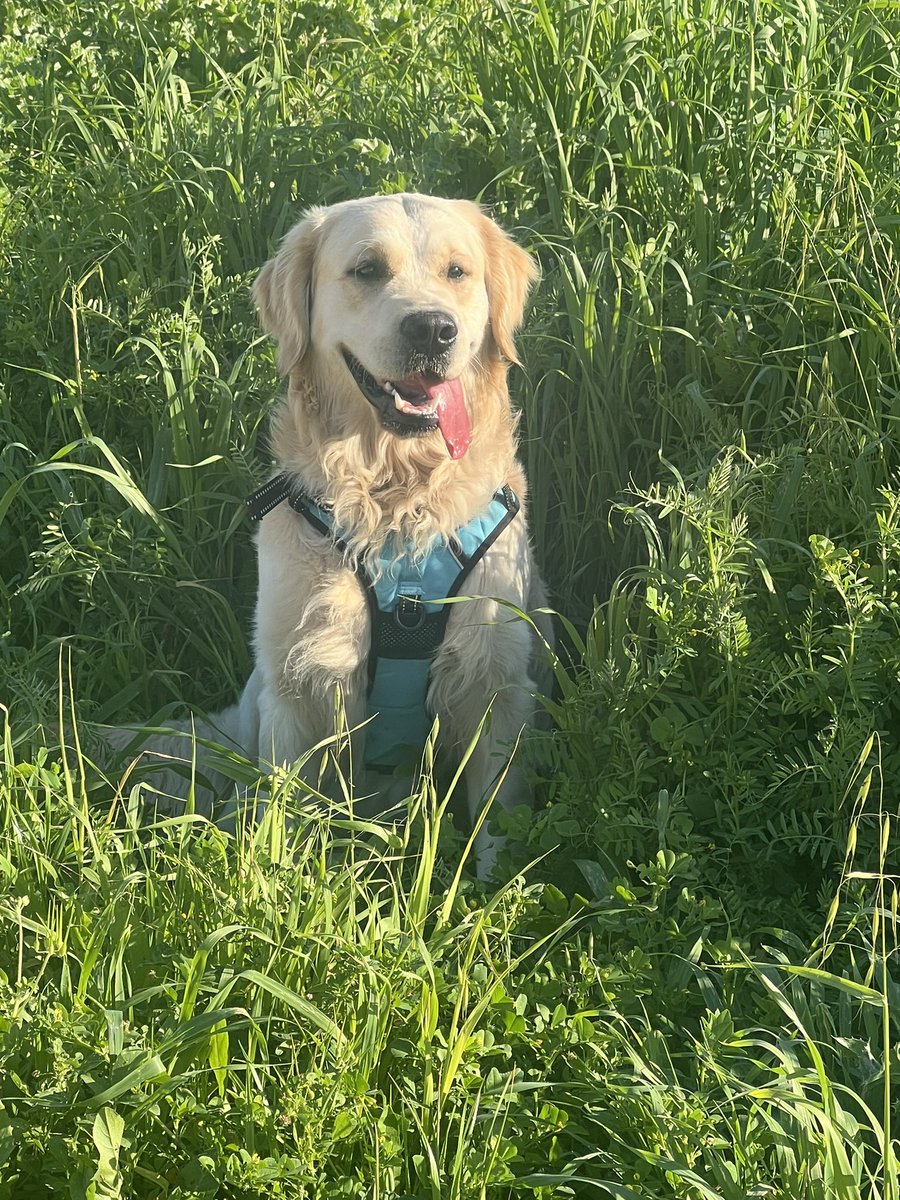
[1,0,899,1193]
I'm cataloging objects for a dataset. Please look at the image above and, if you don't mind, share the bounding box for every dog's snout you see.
[401,310,458,355]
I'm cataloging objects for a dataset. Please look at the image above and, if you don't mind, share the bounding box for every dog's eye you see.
[447,263,467,281]
[351,260,387,282]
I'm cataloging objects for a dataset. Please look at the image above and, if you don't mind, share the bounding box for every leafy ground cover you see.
[1,0,899,1195]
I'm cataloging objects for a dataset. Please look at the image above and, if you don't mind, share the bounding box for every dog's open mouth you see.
[342,349,471,460]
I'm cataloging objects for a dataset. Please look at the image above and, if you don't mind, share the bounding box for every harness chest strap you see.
[246,472,521,768]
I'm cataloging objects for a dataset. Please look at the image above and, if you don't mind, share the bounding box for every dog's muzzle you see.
[342,350,442,437]
[341,347,472,459]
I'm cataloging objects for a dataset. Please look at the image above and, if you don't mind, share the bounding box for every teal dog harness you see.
[247,473,520,769]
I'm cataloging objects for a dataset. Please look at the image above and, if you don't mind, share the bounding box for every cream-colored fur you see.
[113,194,547,878]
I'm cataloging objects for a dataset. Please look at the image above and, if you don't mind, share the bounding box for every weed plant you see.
[1,0,898,1195]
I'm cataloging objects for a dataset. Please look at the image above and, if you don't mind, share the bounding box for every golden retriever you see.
[116,193,547,878]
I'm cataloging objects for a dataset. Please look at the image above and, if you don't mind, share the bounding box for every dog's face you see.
[254,194,537,460]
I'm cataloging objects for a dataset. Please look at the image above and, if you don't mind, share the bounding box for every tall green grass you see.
[1,0,899,1194]
[1,716,896,1197]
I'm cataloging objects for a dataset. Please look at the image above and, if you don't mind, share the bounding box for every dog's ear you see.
[477,212,539,365]
[253,208,326,375]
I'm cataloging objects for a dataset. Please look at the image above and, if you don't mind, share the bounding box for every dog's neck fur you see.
[270,356,525,562]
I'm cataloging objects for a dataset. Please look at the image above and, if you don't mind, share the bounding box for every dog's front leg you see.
[254,522,370,789]
[431,606,537,880]
[256,679,367,788]
[464,686,535,879]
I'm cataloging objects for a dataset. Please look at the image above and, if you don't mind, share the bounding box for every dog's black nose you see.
[401,310,458,355]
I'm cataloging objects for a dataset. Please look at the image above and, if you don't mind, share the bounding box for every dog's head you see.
[253,194,537,460]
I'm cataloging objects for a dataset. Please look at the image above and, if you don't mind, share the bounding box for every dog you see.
[113,194,548,878]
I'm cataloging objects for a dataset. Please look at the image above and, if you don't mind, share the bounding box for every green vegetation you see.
[1,0,899,1194]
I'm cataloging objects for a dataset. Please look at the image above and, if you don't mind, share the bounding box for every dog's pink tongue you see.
[425,378,470,459]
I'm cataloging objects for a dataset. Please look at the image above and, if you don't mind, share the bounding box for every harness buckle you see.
[394,590,426,631]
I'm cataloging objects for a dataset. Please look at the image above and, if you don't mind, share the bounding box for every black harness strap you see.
[245,472,292,521]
